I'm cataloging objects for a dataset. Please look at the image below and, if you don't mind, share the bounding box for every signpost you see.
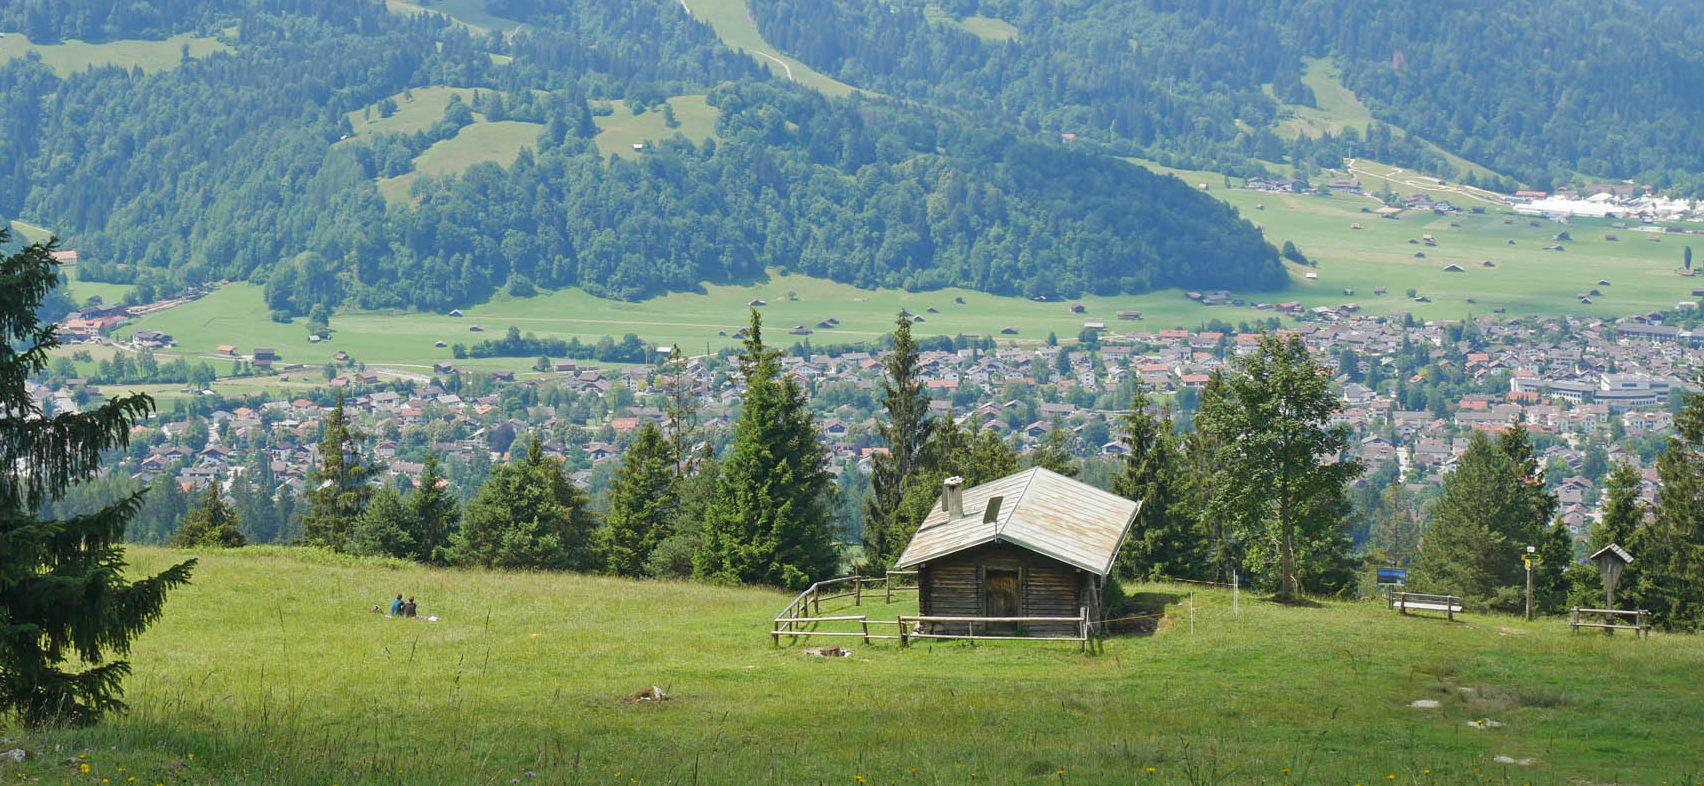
[1376,568,1407,586]
[1522,546,1540,621]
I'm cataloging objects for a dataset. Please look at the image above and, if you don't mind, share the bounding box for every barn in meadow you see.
[895,468,1141,638]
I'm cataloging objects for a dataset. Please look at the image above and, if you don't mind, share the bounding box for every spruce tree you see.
[1591,462,1645,551]
[1113,383,1200,581]
[695,310,837,589]
[172,485,246,549]
[300,390,373,551]
[0,231,194,727]
[602,421,677,577]
[861,314,934,572]
[1027,421,1080,477]
[1629,381,1704,629]
[1196,334,1359,601]
[408,454,459,564]
[660,344,699,475]
[1367,480,1421,566]
[1411,430,1547,609]
[448,436,599,571]
[347,486,414,559]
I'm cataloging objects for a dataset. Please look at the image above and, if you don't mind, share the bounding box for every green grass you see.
[923,7,1018,41]
[1,546,1700,783]
[7,219,55,244]
[1268,58,1507,184]
[0,32,228,75]
[1126,157,1701,321]
[61,268,133,307]
[344,86,486,138]
[381,0,523,33]
[591,96,719,159]
[682,0,861,97]
[376,120,543,203]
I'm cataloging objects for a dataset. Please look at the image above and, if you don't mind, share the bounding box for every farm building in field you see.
[895,468,1141,637]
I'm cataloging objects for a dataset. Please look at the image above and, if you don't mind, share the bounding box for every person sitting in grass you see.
[403,597,418,618]
[390,594,404,617]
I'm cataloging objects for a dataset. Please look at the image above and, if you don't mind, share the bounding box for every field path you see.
[1347,160,1504,205]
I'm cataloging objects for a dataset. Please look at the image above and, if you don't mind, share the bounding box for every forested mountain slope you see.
[751,0,1704,192]
[0,0,1280,313]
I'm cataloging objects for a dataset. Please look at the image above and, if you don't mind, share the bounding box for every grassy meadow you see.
[381,0,523,34]
[591,96,719,159]
[680,0,860,97]
[0,32,228,75]
[0,546,1699,783]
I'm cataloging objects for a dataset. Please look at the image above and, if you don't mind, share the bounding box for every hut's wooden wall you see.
[918,541,1087,636]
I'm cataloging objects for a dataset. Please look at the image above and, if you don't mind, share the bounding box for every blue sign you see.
[1377,568,1407,585]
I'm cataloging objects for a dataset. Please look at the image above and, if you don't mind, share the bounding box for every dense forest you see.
[0,0,1280,315]
[750,0,1704,191]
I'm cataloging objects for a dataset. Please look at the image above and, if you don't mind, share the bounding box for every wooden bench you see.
[1570,608,1651,638]
[1390,592,1463,621]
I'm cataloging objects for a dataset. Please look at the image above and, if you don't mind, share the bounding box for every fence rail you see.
[771,572,1086,649]
[1570,607,1652,638]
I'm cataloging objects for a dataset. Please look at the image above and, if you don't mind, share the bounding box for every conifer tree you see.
[301,390,373,551]
[1591,462,1645,552]
[861,314,934,572]
[1367,480,1421,566]
[1196,334,1359,601]
[1027,421,1080,477]
[1411,430,1547,609]
[602,421,677,577]
[695,310,837,589]
[172,484,245,549]
[660,344,700,475]
[1113,383,1199,581]
[1,231,194,727]
[408,454,459,564]
[347,486,414,559]
[448,436,599,571]
[1629,380,1704,629]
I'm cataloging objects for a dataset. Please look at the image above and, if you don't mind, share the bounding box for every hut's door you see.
[984,567,1020,632]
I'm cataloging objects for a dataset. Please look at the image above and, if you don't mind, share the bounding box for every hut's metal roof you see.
[894,467,1141,576]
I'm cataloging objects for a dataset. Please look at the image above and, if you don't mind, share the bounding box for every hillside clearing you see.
[381,0,522,33]
[680,0,860,97]
[0,32,228,75]
[592,95,719,158]
[0,547,1698,783]
[376,120,543,203]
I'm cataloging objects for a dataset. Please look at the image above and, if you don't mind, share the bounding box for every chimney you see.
[940,476,965,518]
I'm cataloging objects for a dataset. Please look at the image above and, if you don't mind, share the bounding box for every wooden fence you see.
[770,573,1091,650]
[769,572,917,645]
[1570,607,1652,637]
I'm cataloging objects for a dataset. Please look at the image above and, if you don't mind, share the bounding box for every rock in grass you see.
[1,749,24,763]
[1492,755,1533,765]
[1410,699,1440,708]
[803,646,851,658]
[1467,719,1504,729]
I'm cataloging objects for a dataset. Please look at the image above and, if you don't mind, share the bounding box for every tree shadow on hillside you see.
[1103,591,1180,637]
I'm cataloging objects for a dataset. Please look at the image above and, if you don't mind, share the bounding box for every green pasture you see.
[376,120,543,203]
[591,95,719,158]
[681,0,860,97]
[7,219,55,244]
[0,32,227,75]
[345,86,486,138]
[923,7,1019,41]
[381,0,522,33]
[1,546,1699,783]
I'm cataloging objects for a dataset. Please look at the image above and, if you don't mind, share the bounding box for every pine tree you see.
[408,454,459,564]
[1,231,194,727]
[1629,381,1704,630]
[300,390,373,551]
[695,310,838,589]
[1027,421,1080,477]
[172,485,245,549]
[1113,383,1200,581]
[1411,430,1547,609]
[1533,517,1576,615]
[861,314,934,572]
[602,421,677,577]
[347,486,414,559]
[1196,334,1360,601]
[1367,480,1421,566]
[661,344,700,475]
[1591,462,1645,551]
[448,436,599,571]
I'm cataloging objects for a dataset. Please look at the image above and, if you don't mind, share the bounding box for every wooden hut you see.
[895,469,1141,637]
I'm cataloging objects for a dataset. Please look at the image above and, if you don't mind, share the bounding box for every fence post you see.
[1079,606,1088,653]
[899,617,908,648]
[812,584,820,616]
[1447,596,1455,622]
[886,573,892,605]
[855,577,862,607]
